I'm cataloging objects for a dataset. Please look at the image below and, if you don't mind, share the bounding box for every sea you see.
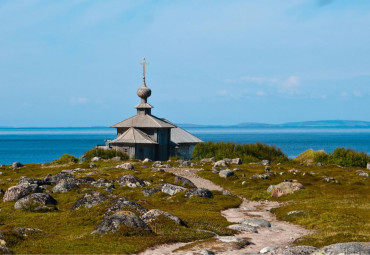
[1,127,370,165]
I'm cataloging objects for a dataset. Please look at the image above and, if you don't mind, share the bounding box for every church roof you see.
[170,126,204,144]
[110,127,157,144]
[111,114,176,128]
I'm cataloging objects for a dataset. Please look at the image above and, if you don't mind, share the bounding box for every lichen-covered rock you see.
[185,188,213,198]
[75,177,95,185]
[269,182,304,197]
[141,209,185,226]
[200,157,216,164]
[367,163,370,170]
[142,158,151,163]
[51,171,75,184]
[227,224,258,233]
[142,188,160,197]
[251,174,270,180]
[52,179,79,193]
[70,191,106,212]
[13,228,41,237]
[3,183,42,202]
[161,183,187,195]
[260,246,278,254]
[174,176,196,187]
[356,170,369,177]
[91,157,101,162]
[116,175,146,188]
[223,158,242,165]
[12,162,23,169]
[261,160,270,166]
[214,160,227,167]
[92,211,151,234]
[18,176,50,186]
[186,250,215,255]
[219,169,234,178]
[90,178,113,188]
[105,197,148,216]
[269,245,317,255]
[116,163,134,170]
[312,242,370,255]
[240,217,271,228]
[14,193,57,211]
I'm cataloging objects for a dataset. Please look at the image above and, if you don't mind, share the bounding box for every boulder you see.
[185,188,213,198]
[251,174,269,180]
[52,179,79,193]
[13,228,41,237]
[161,183,187,195]
[240,217,271,228]
[269,246,317,255]
[18,176,50,186]
[355,170,369,177]
[92,211,151,234]
[111,156,121,161]
[217,236,244,243]
[142,158,151,163]
[214,160,227,167]
[90,178,113,188]
[286,210,306,216]
[116,175,146,188]
[231,158,242,164]
[11,162,23,169]
[186,250,215,255]
[141,209,185,226]
[91,157,101,162]
[89,163,96,169]
[200,157,216,164]
[269,182,304,197]
[367,163,370,170]
[227,224,258,233]
[260,246,278,254]
[219,169,234,178]
[116,163,134,170]
[51,171,75,184]
[142,188,160,197]
[312,242,369,255]
[261,160,270,166]
[265,166,271,172]
[14,193,57,211]
[288,168,301,174]
[3,183,42,202]
[105,197,148,216]
[75,177,95,185]
[70,191,107,212]
[174,176,196,187]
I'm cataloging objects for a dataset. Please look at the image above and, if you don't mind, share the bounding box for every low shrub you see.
[294,149,328,164]
[327,147,369,167]
[51,154,79,164]
[83,148,129,161]
[192,142,289,163]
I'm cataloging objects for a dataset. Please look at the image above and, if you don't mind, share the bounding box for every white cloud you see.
[71,97,88,105]
[279,76,300,95]
[353,91,362,97]
[217,90,228,95]
[256,90,266,96]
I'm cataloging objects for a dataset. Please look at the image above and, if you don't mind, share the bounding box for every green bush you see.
[192,142,289,163]
[51,154,79,164]
[294,149,328,164]
[327,148,369,167]
[83,148,129,161]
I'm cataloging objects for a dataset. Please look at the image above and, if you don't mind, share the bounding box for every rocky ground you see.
[0,158,369,254]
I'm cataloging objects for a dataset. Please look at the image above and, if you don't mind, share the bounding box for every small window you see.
[124,148,128,153]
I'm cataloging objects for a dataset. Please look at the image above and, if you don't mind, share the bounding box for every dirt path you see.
[139,168,312,255]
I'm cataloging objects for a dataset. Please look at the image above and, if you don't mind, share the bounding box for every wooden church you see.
[108,59,202,161]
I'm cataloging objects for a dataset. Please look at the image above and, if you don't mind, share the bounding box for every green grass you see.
[0,160,241,254]
[198,162,370,247]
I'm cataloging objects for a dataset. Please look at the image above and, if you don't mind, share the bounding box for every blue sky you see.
[0,0,370,127]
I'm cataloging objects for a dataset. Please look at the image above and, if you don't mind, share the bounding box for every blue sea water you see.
[1,127,370,165]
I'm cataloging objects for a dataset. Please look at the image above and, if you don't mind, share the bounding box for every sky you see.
[0,0,370,127]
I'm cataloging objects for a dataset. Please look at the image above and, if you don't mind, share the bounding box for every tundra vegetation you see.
[0,143,368,253]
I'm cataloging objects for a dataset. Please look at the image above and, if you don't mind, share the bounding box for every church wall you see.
[157,128,171,161]
[134,144,155,160]
[111,144,134,158]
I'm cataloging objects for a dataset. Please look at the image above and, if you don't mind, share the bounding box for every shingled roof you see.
[111,114,176,128]
[170,126,203,144]
[110,127,157,144]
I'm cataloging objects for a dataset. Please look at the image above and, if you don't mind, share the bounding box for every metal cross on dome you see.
[140,58,149,79]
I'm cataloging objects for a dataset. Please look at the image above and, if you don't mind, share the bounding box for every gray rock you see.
[91,157,101,162]
[89,163,96,169]
[161,183,187,195]
[231,158,242,164]
[260,246,278,254]
[214,160,228,167]
[52,179,79,193]
[356,170,369,178]
[186,250,215,255]
[228,224,258,233]
[185,188,213,198]
[179,160,191,167]
[251,174,269,180]
[267,185,275,193]
[174,176,196,187]
[71,191,106,212]
[75,177,95,185]
[12,161,23,169]
[142,188,160,197]
[217,236,244,243]
[265,166,271,172]
[111,156,121,161]
[3,183,42,202]
[116,175,146,188]
[261,160,270,166]
[90,178,113,188]
[13,227,41,236]
[367,163,370,170]
[286,210,306,216]
[312,242,370,255]
[105,197,148,216]
[269,245,317,255]
[92,211,151,234]
[200,157,216,164]
[14,193,57,211]
[116,163,134,170]
[51,171,75,184]
[211,169,219,174]
[289,168,301,174]
[219,169,234,178]
[0,246,12,254]
[240,217,271,228]
[141,209,185,226]
[142,158,151,163]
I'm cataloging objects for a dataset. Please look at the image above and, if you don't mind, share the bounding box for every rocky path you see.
[140,168,312,255]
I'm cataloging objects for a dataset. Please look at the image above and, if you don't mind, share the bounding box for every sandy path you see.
[139,168,312,255]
